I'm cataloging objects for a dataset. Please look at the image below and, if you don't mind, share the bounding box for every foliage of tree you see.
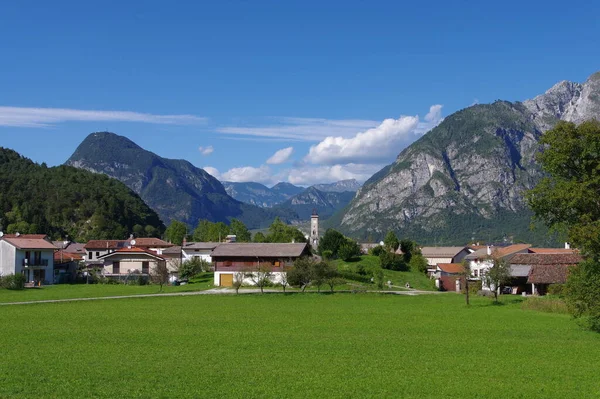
[265,217,306,243]
[252,232,266,243]
[232,271,245,294]
[244,263,273,294]
[230,219,251,242]
[338,240,361,261]
[368,245,385,256]
[324,262,340,292]
[288,257,315,292]
[379,251,408,271]
[318,229,347,258]
[527,120,600,330]
[0,148,165,241]
[374,267,385,290]
[179,257,210,279]
[150,262,170,292]
[482,257,510,302]
[384,231,400,252]
[400,240,416,262]
[409,253,429,274]
[312,261,328,293]
[165,220,187,245]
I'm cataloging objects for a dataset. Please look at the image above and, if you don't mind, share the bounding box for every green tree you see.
[400,239,416,263]
[482,257,510,303]
[409,253,429,274]
[384,231,400,252]
[208,222,230,242]
[192,220,212,242]
[527,120,600,330]
[165,220,187,245]
[338,240,361,261]
[265,217,306,243]
[288,257,314,292]
[253,232,266,243]
[318,229,346,258]
[230,219,251,242]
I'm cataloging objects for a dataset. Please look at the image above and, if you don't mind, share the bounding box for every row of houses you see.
[417,244,581,295]
[0,233,311,287]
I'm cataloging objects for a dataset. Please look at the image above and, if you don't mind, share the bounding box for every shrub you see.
[547,284,565,297]
[409,254,429,274]
[321,250,333,260]
[338,270,372,284]
[338,240,361,261]
[0,273,27,290]
[461,280,482,295]
[180,257,210,279]
[379,251,408,271]
[368,245,385,257]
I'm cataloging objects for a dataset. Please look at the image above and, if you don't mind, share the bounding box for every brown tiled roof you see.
[437,263,464,274]
[84,240,128,250]
[528,265,571,284]
[528,248,578,254]
[420,247,468,258]
[510,253,583,266]
[162,246,182,254]
[2,236,57,250]
[211,243,308,258]
[466,244,531,260]
[129,238,172,247]
[54,250,84,262]
[183,242,221,250]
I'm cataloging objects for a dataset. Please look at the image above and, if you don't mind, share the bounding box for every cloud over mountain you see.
[266,147,294,164]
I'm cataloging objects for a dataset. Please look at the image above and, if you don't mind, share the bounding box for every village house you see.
[0,233,57,285]
[509,252,582,295]
[212,242,311,287]
[182,242,220,263]
[420,246,473,277]
[465,244,531,290]
[97,246,167,278]
[434,263,465,292]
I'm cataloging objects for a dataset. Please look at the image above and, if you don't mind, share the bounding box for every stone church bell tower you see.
[310,209,319,248]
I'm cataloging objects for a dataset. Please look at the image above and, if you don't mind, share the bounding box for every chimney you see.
[486,245,491,256]
[565,242,571,249]
[291,238,295,243]
[182,237,187,247]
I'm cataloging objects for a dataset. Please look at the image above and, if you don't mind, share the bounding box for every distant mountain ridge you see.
[66,132,295,228]
[222,181,301,207]
[334,71,600,244]
[312,179,361,193]
[273,186,356,220]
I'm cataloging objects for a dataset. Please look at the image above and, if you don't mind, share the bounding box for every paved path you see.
[0,287,448,306]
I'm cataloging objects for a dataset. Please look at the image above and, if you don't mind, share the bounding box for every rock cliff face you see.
[66,132,293,228]
[336,72,600,244]
[274,187,355,220]
[312,179,361,193]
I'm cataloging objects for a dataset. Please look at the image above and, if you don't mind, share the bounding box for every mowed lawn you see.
[1,294,600,398]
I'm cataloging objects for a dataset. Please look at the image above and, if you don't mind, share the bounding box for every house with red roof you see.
[0,233,57,285]
[464,244,531,291]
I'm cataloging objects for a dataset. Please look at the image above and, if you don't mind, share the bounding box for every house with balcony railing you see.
[0,233,57,285]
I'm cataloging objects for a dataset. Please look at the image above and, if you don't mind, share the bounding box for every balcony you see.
[22,259,49,267]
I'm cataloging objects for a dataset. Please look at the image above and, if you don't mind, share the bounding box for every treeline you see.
[164,217,307,245]
[0,148,165,241]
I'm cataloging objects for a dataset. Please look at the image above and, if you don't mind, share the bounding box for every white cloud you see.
[287,163,383,186]
[217,117,379,142]
[0,106,207,128]
[266,147,294,164]
[304,105,443,165]
[221,165,273,184]
[203,166,221,179]
[198,145,214,156]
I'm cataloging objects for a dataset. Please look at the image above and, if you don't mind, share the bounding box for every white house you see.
[97,246,167,277]
[465,244,531,290]
[182,242,220,263]
[420,247,473,277]
[0,234,57,285]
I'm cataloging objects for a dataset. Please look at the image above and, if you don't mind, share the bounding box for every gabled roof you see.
[183,242,221,251]
[54,250,84,262]
[128,238,172,248]
[509,265,531,278]
[2,235,57,250]
[437,263,464,274]
[528,248,578,254]
[510,253,583,266]
[162,245,182,254]
[84,240,128,250]
[420,247,469,258]
[98,247,165,261]
[465,244,531,260]
[211,243,308,258]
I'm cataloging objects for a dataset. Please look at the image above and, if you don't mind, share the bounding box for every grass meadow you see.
[1,294,599,398]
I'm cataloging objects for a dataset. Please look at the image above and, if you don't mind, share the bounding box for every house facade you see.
[212,243,311,287]
[97,247,167,277]
[0,234,57,285]
[182,242,220,263]
[420,247,473,277]
[465,244,531,290]
[509,253,582,295]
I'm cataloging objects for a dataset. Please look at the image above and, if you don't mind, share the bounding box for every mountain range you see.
[66,132,295,229]
[334,71,600,244]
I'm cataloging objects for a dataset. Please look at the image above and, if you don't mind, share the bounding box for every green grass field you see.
[0,273,214,303]
[1,293,599,398]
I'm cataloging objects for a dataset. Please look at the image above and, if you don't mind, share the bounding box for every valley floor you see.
[1,294,599,398]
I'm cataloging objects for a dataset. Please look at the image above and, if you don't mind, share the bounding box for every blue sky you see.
[1,0,599,185]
